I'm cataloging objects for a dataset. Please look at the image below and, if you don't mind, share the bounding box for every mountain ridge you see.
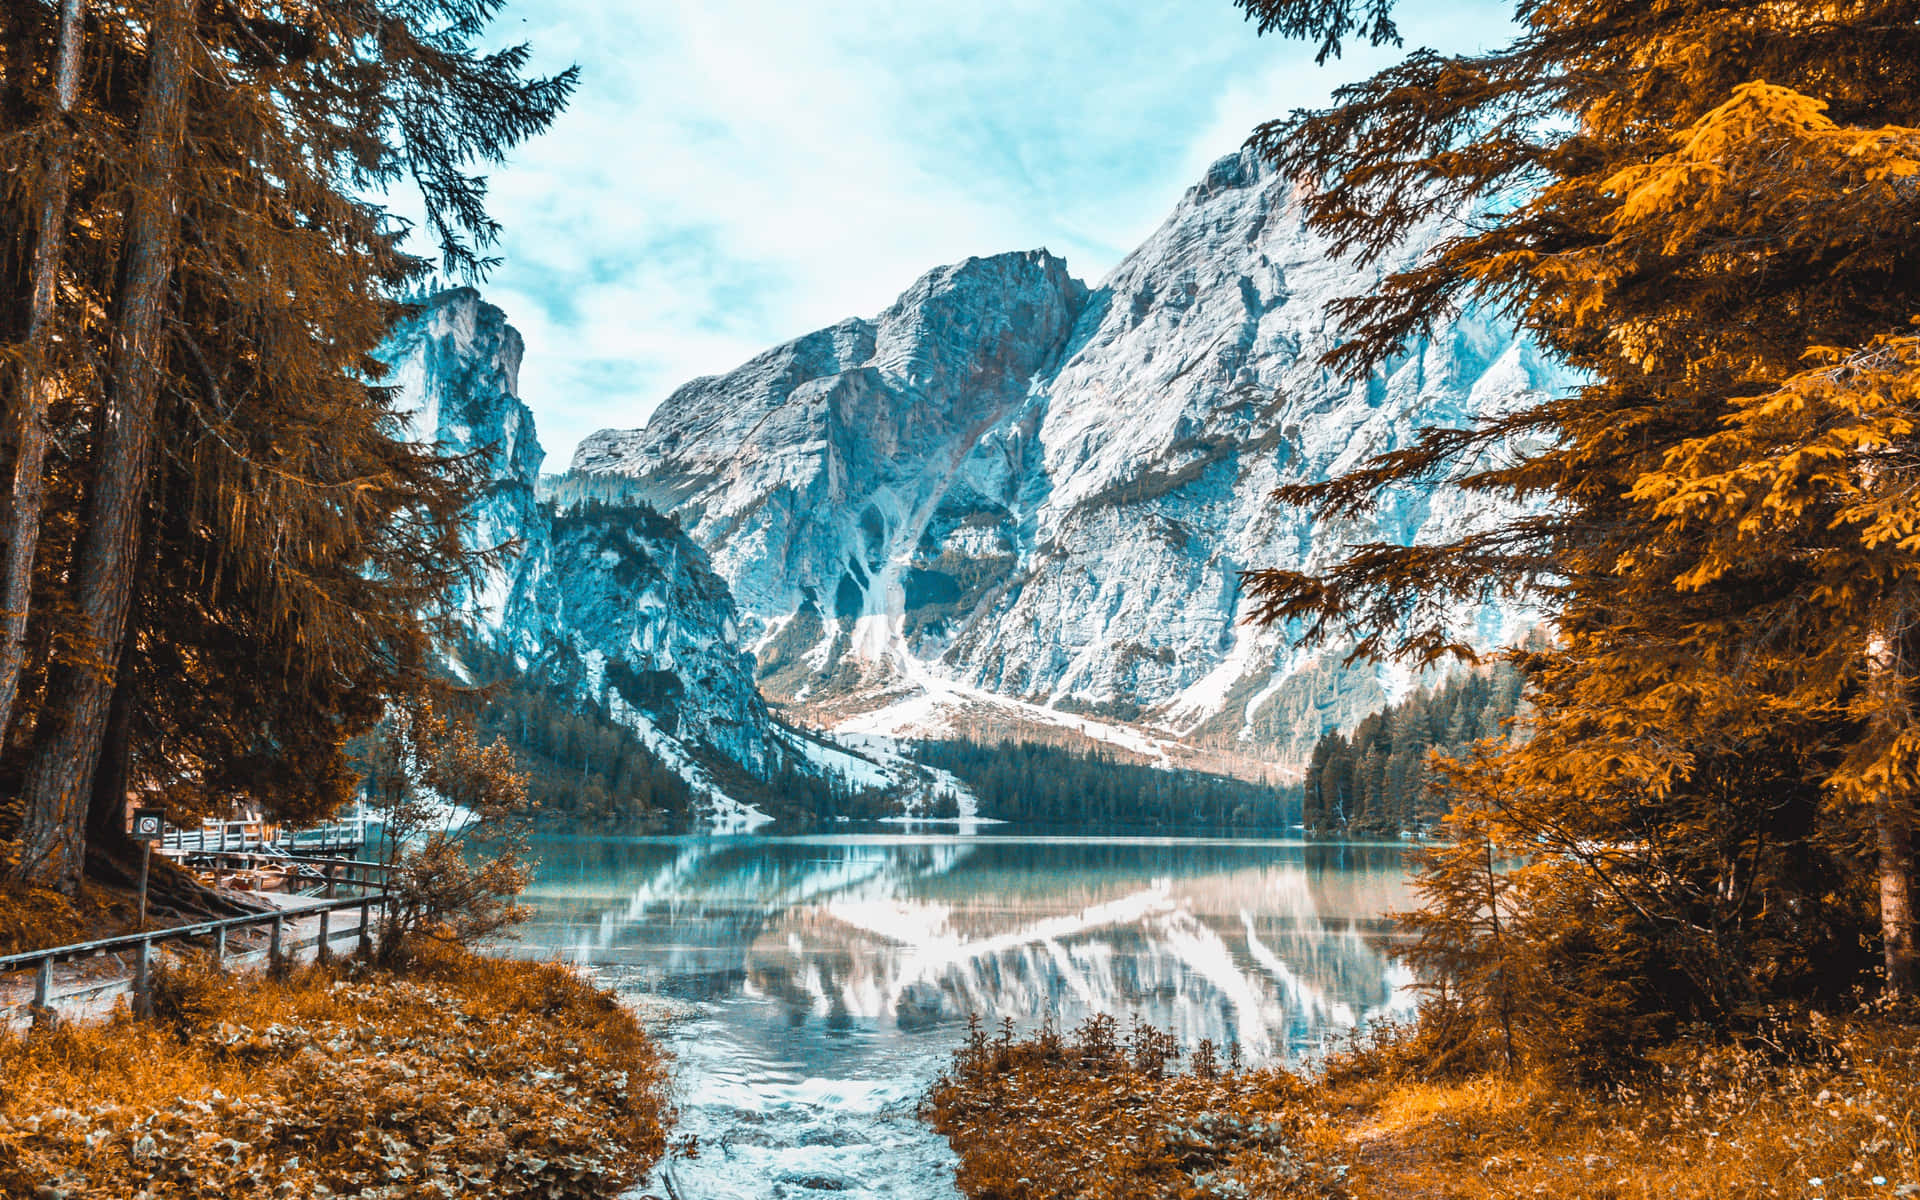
[380,289,924,828]
[568,148,1567,768]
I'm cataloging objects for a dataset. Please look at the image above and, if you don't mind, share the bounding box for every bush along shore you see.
[0,943,674,1199]
[923,1009,1920,1200]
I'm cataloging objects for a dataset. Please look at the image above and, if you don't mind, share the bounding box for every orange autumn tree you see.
[0,0,575,897]
[1618,88,1920,1001]
[1235,0,1920,1060]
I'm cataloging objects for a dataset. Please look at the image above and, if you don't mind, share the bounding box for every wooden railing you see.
[0,864,395,1025]
[161,813,373,858]
[187,851,398,897]
[160,819,278,854]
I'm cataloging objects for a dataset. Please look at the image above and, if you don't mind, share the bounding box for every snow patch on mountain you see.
[833,656,1183,766]
[380,289,898,827]
[574,150,1567,767]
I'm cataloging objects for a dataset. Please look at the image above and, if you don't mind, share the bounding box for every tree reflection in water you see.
[511,833,1415,1065]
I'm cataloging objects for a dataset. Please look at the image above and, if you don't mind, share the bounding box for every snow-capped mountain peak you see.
[572,149,1568,767]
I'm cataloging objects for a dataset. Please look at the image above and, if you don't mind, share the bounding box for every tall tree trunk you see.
[83,637,134,851]
[9,0,194,894]
[83,649,256,920]
[1882,798,1917,995]
[0,0,85,745]
[1865,616,1918,996]
[1484,835,1515,1072]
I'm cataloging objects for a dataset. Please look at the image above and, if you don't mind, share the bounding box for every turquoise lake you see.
[503,831,1415,1200]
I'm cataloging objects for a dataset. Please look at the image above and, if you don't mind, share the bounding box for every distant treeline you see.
[912,738,1297,828]
[452,643,697,831]
[1301,663,1525,837]
[453,642,864,830]
[699,742,885,826]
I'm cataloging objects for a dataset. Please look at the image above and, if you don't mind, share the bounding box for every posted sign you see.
[130,807,166,842]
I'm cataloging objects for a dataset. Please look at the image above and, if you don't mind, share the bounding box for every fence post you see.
[214,922,227,969]
[357,899,372,957]
[32,956,52,1028]
[270,912,285,970]
[325,861,337,899]
[134,937,153,1019]
[317,907,332,962]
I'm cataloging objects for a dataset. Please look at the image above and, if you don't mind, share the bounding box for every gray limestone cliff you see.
[571,151,1568,766]
[378,289,805,826]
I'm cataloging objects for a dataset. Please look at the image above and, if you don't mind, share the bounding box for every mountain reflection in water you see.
[506,833,1413,1200]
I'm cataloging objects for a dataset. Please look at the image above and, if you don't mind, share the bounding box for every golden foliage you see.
[1238,0,1920,1025]
[0,881,88,958]
[1628,332,1920,809]
[924,1015,1344,1200]
[360,695,535,958]
[928,1010,1920,1200]
[0,944,671,1199]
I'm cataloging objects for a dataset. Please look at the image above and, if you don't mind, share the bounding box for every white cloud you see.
[452,0,1514,463]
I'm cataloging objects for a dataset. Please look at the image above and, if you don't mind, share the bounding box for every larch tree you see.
[0,0,83,745]
[0,0,575,895]
[12,0,197,892]
[1233,0,1920,1047]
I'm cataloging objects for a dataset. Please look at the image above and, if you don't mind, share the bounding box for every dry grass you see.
[924,1015,1347,1200]
[924,1008,1920,1200]
[0,883,113,957]
[0,942,673,1198]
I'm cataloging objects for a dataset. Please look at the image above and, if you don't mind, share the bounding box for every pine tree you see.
[1234,0,1920,1031]
[0,0,83,745]
[1302,736,1337,832]
[12,0,197,891]
[0,0,576,893]
[1611,108,1920,992]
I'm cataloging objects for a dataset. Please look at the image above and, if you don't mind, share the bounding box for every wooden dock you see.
[160,810,373,861]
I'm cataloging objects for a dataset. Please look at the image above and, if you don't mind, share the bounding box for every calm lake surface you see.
[504,830,1414,1200]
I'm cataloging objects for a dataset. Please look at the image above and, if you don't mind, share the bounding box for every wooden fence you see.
[161,814,372,858]
[0,857,396,1026]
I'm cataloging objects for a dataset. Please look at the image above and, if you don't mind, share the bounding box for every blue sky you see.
[464,1,1515,464]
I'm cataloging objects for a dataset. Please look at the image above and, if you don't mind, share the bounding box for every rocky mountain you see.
[572,150,1569,769]
[380,289,902,828]
[380,287,544,626]
[568,249,1087,655]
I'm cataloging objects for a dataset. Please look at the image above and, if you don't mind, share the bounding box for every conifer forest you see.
[4,1,1920,1198]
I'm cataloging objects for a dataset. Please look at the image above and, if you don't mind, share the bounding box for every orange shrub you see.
[925,1008,1920,1200]
[0,945,672,1199]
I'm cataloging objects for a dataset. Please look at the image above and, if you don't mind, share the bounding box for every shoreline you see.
[923,1012,1920,1200]
[0,943,675,1200]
